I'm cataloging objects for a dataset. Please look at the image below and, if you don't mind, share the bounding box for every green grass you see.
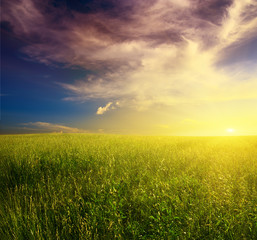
[0,134,257,239]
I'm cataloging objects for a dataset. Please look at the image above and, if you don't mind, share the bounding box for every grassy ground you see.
[0,134,256,239]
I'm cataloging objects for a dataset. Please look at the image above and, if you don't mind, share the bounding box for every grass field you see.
[0,134,257,239]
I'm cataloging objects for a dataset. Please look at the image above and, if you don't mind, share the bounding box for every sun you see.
[226,128,235,133]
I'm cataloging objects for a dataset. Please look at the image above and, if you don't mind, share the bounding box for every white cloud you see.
[62,38,257,111]
[22,122,87,133]
[96,101,122,115]
[56,2,257,110]
[96,102,113,115]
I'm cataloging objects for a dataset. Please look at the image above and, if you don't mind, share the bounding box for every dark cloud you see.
[2,0,254,64]
[2,0,221,48]
[193,0,233,25]
[0,21,14,33]
[2,0,175,73]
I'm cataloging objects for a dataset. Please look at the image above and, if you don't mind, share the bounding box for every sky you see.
[1,0,257,135]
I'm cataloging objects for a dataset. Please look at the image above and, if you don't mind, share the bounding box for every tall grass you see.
[0,134,256,239]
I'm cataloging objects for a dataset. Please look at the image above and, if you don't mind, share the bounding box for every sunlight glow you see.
[226,128,235,133]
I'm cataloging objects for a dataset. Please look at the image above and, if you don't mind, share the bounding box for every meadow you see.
[0,134,256,239]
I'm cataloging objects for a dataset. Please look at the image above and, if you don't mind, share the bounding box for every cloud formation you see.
[96,102,113,115]
[2,0,257,111]
[96,101,120,115]
[22,122,87,133]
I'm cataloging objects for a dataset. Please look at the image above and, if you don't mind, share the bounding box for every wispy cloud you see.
[22,122,87,133]
[2,0,257,112]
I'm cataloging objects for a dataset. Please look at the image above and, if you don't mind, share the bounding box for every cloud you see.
[2,0,257,112]
[96,101,122,115]
[1,0,232,68]
[216,0,257,65]
[22,122,87,133]
[96,102,113,115]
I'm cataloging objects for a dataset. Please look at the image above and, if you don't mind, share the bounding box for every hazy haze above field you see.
[1,0,257,135]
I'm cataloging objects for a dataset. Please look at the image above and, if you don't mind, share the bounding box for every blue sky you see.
[1,29,97,133]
